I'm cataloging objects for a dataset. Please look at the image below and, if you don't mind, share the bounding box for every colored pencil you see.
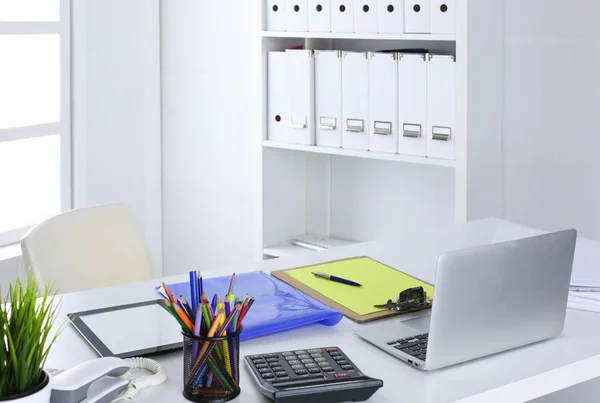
[211,293,218,314]
[224,299,231,319]
[192,306,203,361]
[180,296,196,322]
[198,271,203,304]
[202,302,212,331]
[227,273,236,295]
[207,300,215,322]
[164,300,188,331]
[190,271,199,312]
[174,303,195,332]
[168,271,255,394]
[238,296,254,325]
[162,282,175,302]
[185,311,224,387]
[220,311,232,377]
[232,302,241,332]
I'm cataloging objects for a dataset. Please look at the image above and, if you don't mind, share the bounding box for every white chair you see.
[21,203,154,294]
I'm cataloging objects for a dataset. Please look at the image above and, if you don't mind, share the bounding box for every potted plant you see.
[0,270,65,402]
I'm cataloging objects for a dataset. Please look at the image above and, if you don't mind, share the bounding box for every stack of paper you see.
[567,237,600,313]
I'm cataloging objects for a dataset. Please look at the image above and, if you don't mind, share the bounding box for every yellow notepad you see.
[280,256,434,317]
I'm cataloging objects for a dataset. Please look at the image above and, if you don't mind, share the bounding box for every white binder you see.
[398,53,427,156]
[431,0,455,34]
[308,0,332,32]
[266,0,287,31]
[341,51,369,151]
[315,50,343,148]
[427,54,455,160]
[286,0,309,31]
[285,49,315,145]
[331,0,354,33]
[354,0,378,33]
[369,52,398,154]
[377,0,404,33]
[267,51,289,143]
[404,0,431,33]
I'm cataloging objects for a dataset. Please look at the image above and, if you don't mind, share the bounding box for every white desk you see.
[46,219,600,403]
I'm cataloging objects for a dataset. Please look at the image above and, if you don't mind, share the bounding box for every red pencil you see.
[238,296,255,326]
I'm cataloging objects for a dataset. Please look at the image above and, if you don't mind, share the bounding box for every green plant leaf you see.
[0,268,66,398]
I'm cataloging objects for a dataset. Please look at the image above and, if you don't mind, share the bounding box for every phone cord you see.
[112,357,167,401]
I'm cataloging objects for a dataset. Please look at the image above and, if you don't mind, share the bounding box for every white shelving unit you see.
[261,31,455,41]
[259,1,503,257]
[263,241,316,258]
[263,140,457,168]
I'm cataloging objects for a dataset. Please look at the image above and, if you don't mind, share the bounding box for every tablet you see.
[69,299,183,358]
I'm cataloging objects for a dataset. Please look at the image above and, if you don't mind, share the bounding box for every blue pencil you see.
[190,271,199,312]
[211,293,218,314]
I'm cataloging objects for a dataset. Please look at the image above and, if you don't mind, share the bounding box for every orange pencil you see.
[173,303,195,332]
[162,282,175,302]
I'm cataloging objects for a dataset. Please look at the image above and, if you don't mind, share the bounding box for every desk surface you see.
[46,219,600,403]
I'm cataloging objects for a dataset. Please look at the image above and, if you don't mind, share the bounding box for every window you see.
[0,0,70,247]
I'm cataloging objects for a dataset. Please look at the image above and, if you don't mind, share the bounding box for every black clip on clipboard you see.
[374,286,432,313]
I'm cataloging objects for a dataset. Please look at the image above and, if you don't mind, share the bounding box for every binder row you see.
[266,0,455,34]
[267,49,456,160]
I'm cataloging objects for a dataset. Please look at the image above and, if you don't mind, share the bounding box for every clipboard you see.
[271,256,434,323]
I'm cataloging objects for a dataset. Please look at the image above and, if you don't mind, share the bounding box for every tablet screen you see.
[71,300,184,357]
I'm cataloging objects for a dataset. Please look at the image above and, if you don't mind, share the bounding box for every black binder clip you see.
[374,286,432,312]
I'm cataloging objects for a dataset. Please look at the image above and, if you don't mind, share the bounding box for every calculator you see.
[243,346,383,403]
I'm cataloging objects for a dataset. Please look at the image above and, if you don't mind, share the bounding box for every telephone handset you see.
[49,356,167,403]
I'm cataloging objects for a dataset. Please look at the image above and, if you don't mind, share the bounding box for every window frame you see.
[0,0,71,247]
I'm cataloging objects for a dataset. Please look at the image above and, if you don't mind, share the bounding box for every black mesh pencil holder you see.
[182,327,242,402]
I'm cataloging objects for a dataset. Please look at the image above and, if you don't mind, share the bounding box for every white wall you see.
[72,0,163,275]
[161,0,262,275]
[502,0,600,241]
[0,245,23,297]
[330,157,456,242]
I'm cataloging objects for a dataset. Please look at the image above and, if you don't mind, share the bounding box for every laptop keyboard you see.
[386,333,428,361]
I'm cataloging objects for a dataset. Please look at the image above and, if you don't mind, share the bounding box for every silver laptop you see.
[356,229,577,371]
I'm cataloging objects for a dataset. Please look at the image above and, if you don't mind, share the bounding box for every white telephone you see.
[49,357,167,403]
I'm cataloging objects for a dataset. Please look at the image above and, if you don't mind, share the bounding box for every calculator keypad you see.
[245,346,360,387]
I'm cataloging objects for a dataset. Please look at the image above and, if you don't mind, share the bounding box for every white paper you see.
[571,237,600,285]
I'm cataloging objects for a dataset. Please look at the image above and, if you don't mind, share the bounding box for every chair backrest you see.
[21,203,154,294]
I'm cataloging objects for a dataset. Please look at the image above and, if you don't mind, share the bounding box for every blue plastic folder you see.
[156,271,343,341]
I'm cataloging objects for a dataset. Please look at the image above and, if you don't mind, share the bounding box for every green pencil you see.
[165,300,188,332]
[202,303,212,333]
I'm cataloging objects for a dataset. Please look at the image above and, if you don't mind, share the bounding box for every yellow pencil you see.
[220,309,232,376]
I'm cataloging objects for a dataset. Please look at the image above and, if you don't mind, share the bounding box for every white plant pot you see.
[0,371,51,403]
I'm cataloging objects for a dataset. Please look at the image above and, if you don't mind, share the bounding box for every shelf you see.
[263,241,315,258]
[261,31,456,41]
[263,141,456,168]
